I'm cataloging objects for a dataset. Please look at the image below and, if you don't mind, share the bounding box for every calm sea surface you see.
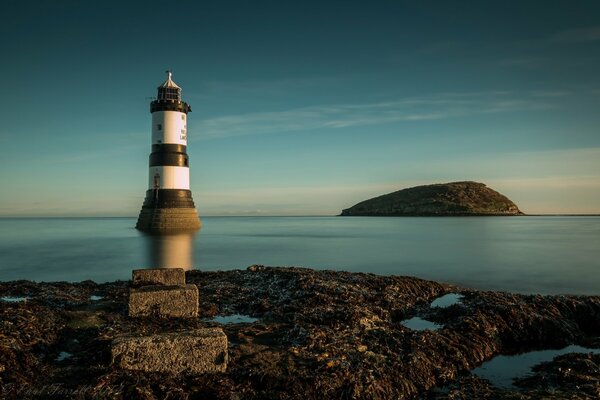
[0,216,598,295]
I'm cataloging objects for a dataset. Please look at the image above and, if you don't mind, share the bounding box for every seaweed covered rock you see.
[0,267,598,399]
[514,352,600,398]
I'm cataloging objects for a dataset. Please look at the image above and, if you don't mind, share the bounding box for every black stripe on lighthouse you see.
[142,189,196,208]
[149,143,189,167]
[149,152,189,167]
[152,144,187,153]
[150,100,191,114]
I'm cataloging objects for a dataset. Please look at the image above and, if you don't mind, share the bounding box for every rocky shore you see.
[1,266,598,399]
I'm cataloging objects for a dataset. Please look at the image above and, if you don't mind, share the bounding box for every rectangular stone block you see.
[128,284,198,318]
[132,268,186,287]
[111,328,228,373]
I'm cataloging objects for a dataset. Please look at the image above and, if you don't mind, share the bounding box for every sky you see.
[0,0,599,216]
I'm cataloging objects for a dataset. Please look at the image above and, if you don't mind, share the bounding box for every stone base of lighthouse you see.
[136,189,201,232]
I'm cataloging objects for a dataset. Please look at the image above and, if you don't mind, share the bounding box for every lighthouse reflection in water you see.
[143,232,196,270]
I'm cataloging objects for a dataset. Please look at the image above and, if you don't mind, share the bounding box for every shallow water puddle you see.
[401,317,441,331]
[472,345,600,388]
[209,314,259,324]
[0,296,29,303]
[430,293,463,308]
[89,295,103,301]
[55,351,73,362]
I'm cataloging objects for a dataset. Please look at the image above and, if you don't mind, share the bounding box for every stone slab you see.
[132,268,186,287]
[111,328,228,373]
[128,284,198,318]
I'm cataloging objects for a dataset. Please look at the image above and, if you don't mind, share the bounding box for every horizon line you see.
[1,214,600,219]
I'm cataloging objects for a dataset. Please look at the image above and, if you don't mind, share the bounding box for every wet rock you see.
[247,264,266,272]
[132,268,186,287]
[111,327,228,373]
[128,284,198,318]
[514,352,600,397]
[64,310,104,328]
[1,268,599,399]
[428,375,498,399]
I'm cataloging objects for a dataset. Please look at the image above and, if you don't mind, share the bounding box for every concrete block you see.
[132,268,186,287]
[111,328,228,373]
[128,284,198,318]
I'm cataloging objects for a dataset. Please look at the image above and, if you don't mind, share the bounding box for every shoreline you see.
[1,266,599,399]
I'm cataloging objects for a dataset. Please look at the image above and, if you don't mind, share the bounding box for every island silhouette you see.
[340,181,523,216]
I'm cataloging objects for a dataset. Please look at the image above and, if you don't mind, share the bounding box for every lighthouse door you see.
[153,173,161,204]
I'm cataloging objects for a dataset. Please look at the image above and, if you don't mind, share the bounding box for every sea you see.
[0,216,598,295]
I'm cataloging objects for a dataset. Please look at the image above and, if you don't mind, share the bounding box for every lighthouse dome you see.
[150,70,191,114]
[157,70,182,101]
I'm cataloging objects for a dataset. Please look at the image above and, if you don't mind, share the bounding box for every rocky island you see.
[1,267,598,399]
[340,181,523,216]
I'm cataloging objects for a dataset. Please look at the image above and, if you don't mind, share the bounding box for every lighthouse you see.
[136,71,201,232]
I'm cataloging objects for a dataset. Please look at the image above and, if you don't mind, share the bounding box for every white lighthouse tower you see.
[136,71,201,232]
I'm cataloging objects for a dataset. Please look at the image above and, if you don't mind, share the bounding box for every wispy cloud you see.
[488,176,600,190]
[192,91,557,140]
[552,26,600,43]
[500,57,543,68]
[190,76,344,100]
[498,26,600,71]
[51,143,145,163]
[530,90,571,97]
[417,41,465,56]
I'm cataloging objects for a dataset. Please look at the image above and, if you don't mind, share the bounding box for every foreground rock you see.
[132,267,186,287]
[128,268,199,318]
[128,284,199,318]
[0,267,598,399]
[112,328,228,373]
[123,269,214,375]
[514,352,600,398]
[340,181,523,216]
[437,353,600,399]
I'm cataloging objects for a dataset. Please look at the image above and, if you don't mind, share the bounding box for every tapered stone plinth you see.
[136,207,200,232]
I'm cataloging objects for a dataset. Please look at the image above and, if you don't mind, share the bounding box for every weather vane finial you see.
[166,69,172,80]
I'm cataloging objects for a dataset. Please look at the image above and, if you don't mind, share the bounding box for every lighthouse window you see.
[158,87,181,101]
[157,124,162,131]
[181,114,185,120]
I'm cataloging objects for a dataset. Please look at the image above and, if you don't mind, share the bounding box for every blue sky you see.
[0,0,599,216]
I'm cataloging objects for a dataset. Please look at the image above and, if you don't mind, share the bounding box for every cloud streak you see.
[192,91,557,140]
[552,26,600,43]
